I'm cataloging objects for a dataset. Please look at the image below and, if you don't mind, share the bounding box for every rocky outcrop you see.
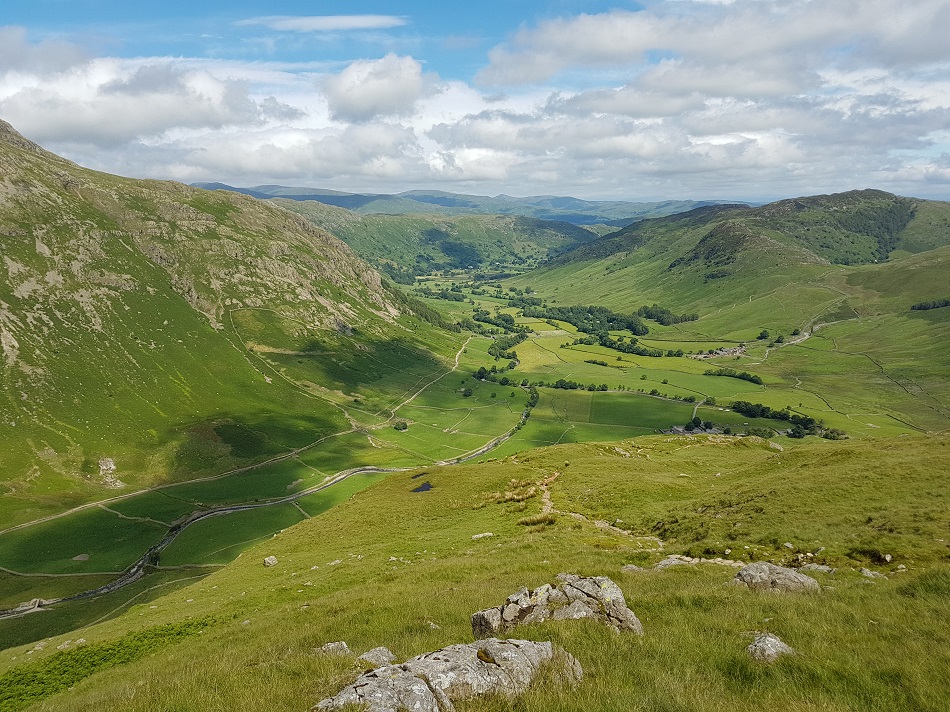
[471,573,643,637]
[314,638,581,712]
[358,646,397,668]
[747,633,796,662]
[733,562,820,593]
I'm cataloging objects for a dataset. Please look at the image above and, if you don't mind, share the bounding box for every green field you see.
[160,504,307,567]
[0,508,166,576]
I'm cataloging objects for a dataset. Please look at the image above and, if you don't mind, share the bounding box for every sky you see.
[2,0,950,202]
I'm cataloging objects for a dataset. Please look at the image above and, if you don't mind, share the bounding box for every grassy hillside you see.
[2,433,948,711]
[274,200,603,279]
[0,119,469,529]
[501,191,950,433]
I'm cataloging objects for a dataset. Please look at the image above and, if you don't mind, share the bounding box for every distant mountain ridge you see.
[552,189,943,271]
[193,182,733,226]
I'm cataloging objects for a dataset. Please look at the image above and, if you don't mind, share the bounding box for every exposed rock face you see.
[315,638,581,712]
[747,633,796,662]
[263,556,278,567]
[471,573,643,637]
[733,562,820,593]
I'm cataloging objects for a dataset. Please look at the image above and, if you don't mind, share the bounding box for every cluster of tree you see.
[637,304,699,326]
[731,401,820,432]
[564,335,668,358]
[488,332,528,360]
[472,309,529,334]
[684,416,714,432]
[507,294,545,309]
[585,359,609,367]
[437,240,483,268]
[704,367,764,385]
[911,298,950,311]
[831,198,915,260]
[413,286,466,302]
[473,364,522,382]
[539,379,610,391]
[521,304,649,337]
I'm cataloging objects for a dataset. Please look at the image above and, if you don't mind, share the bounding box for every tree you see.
[757,329,770,340]
[692,416,702,427]
[788,424,807,438]
[462,388,474,397]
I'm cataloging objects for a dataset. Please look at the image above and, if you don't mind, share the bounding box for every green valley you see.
[1,122,949,712]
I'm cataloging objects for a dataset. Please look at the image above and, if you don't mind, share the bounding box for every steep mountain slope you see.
[272,199,602,279]
[195,182,728,225]
[0,120,457,527]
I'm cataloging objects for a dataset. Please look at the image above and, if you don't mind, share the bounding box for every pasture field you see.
[160,504,307,567]
[106,492,207,525]
[0,507,166,576]
[0,568,211,652]
[296,471,388,518]
[152,458,320,507]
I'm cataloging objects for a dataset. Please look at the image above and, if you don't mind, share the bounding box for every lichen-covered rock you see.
[470,573,643,637]
[747,633,796,662]
[315,665,445,712]
[471,607,503,638]
[653,556,691,570]
[314,639,581,712]
[359,646,397,668]
[318,641,351,656]
[800,563,836,574]
[733,562,820,593]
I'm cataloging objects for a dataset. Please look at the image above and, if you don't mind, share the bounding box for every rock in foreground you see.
[747,633,796,662]
[733,562,820,593]
[471,573,643,637]
[314,638,581,712]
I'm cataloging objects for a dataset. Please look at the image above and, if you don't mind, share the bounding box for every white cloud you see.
[2,0,950,202]
[0,26,87,73]
[0,59,290,146]
[322,54,436,122]
[237,15,407,32]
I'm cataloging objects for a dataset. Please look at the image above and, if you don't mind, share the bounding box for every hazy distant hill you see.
[194,182,729,226]
[271,198,604,280]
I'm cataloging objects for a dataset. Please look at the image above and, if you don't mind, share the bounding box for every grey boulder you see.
[314,638,581,712]
[747,633,796,662]
[358,646,398,668]
[733,562,820,593]
[471,573,643,637]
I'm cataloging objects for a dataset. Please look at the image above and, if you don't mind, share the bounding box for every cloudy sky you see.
[2,0,950,201]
